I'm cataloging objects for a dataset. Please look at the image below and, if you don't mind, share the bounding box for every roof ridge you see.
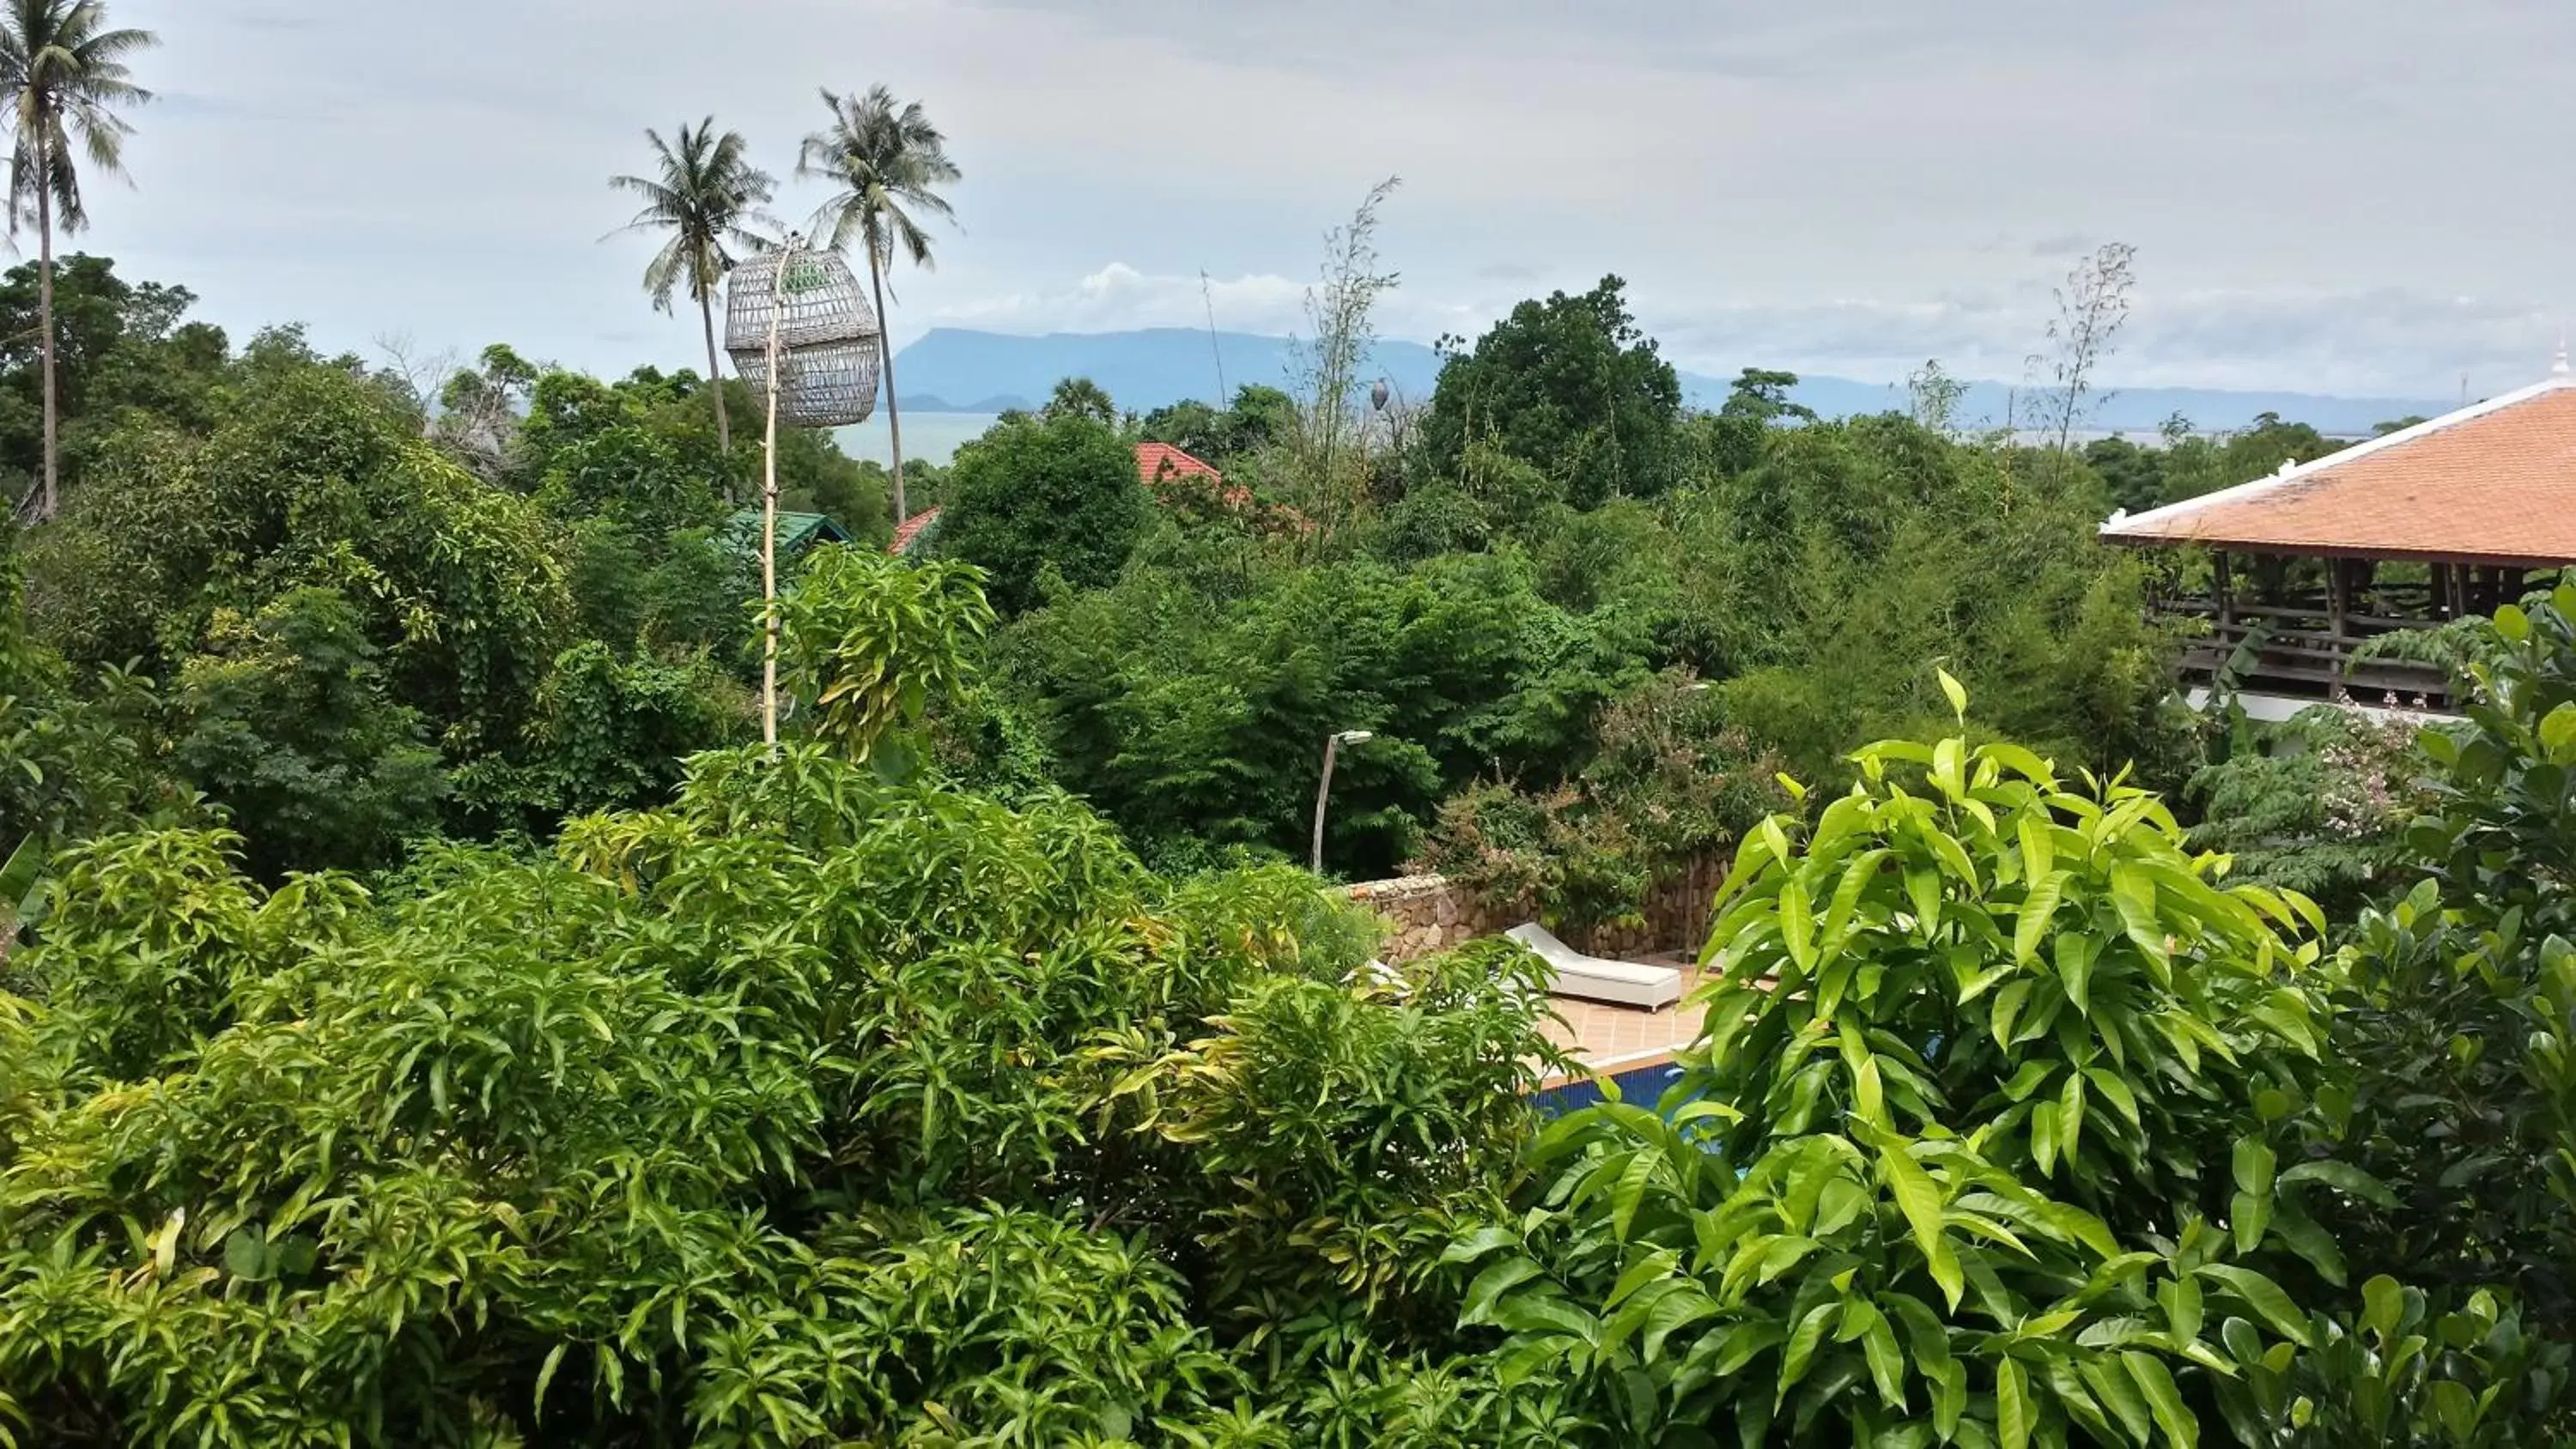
[2103,374,2576,537]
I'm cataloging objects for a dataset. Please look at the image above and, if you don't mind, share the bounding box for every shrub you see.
[937,409,1152,615]
[0,739,1563,1444]
[1457,684,2353,1445]
[2304,580,2576,1367]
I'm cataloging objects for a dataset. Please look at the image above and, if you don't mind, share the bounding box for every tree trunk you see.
[698,286,735,505]
[868,240,905,525]
[36,180,57,518]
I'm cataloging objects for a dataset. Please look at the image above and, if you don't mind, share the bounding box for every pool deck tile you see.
[1536,953,1712,1086]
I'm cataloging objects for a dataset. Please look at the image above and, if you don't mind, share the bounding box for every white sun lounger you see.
[1505,923,1684,1009]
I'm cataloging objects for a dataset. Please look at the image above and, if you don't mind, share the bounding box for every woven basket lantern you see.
[725,248,882,427]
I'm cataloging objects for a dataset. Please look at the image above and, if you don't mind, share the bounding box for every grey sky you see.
[88,0,2576,399]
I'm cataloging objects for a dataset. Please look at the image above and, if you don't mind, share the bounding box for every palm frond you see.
[0,0,152,233]
[605,115,774,306]
[796,82,960,285]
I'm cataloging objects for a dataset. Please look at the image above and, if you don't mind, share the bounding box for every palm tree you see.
[799,85,958,525]
[609,118,773,499]
[0,0,151,519]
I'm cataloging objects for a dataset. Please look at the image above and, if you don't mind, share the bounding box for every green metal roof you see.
[722,509,852,561]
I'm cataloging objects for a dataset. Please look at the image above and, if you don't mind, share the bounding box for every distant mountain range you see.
[890,327,2455,438]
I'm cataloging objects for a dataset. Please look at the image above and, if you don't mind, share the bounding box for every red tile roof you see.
[2101,377,2576,565]
[888,506,944,555]
[1134,441,1223,487]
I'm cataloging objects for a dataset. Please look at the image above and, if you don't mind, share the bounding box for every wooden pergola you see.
[2101,373,2576,713]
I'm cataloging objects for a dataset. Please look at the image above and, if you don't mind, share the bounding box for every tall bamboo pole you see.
[760,244,789,753]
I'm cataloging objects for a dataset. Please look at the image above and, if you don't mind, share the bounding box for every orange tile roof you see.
[1135,440,1290,519]
[1134,441,1223,487]
[2100,377,2576,566]
[887,506,943,555]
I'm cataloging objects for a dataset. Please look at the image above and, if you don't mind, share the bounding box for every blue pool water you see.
[1533,1060,1689,1116]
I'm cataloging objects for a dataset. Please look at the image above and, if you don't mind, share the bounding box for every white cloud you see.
[76,0,2576,403]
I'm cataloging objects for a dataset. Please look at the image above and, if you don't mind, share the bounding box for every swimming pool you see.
[1532,1058,1689,1116]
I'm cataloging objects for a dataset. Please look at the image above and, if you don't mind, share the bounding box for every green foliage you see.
[778,544,995,764]
[1424,276,1684,506]
[2091,415,2350,515]
[1690,415,2181,781]
[1421,672,1787,935]
[536,422,724,538]
[937,407,1152,614]
[0,742,1561,1444]
[1002,547,1649,876]
[1703,367,1819,476]
[0,254,225,503]
[173,587,447,878]
[2308,581,2576,1363]
[453,641,744,832]
[2183,705,2427,918]
[0,538,173,856]
[1090,935,1561,1323]
[1461,703,2348,1444]
[25,353,574,754]
[1140,385,1298,464]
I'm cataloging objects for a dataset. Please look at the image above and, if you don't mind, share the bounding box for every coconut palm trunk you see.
[696,286,734,501]
[867,238,906,524]
[33,174,52,517]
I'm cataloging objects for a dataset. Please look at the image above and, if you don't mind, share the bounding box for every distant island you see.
[889,326,2453,437]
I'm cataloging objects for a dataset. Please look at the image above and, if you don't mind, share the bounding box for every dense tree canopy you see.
[934,405,1151,615]
[7,242,2575,1445]
[1423,276,1685,506]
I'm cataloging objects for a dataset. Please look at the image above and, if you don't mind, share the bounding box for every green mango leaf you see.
[2017,812,2055,884]
[2081,1355,2154,1446]
[1461,1257,1543,1325]
[2058,1070,2087,1171]
[2195,1264,2313,1348]
[1780,877,1818,973]
[1992,979,2033,1051]
[1643,1284,1720,1362]
[2159,1274,2205,1343]
[2123,1351,2197,1449]
[1442,1225,1521,1264]
[2360,1276,2405,1342]
[1779,1299,1839,1396]
[2081,1066,2142,1130]
[0,834,39,912]
[1611,1150,1660,1242]
[2110,864,2167,968]
[1879,1141,1962,1309]
[1996,1358,2034,1449]
[1495,1294,1601,1343]
[2015,870,2068,964]
[2002,1060,2056,1102]
[2277,1159,2397,1209]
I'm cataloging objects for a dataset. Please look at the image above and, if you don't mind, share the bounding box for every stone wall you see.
[1340,874,1505,964]
[1341,855,1726,964]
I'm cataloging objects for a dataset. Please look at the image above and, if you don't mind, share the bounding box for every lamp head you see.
[1334,730,1375,745]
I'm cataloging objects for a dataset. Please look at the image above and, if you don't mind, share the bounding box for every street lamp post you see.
[1311,730,1375,875]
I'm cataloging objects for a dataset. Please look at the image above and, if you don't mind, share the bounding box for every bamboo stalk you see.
[761,246,787,754]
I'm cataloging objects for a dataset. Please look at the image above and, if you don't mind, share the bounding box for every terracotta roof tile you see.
[888,506,944,555]
[2101,379,2576,565]
[1134,441,1223,487]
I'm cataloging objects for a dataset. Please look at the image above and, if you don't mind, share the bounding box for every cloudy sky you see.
[89,0,2576,400]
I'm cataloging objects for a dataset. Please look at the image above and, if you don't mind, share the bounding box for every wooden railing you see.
[2154,599,2453,710]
